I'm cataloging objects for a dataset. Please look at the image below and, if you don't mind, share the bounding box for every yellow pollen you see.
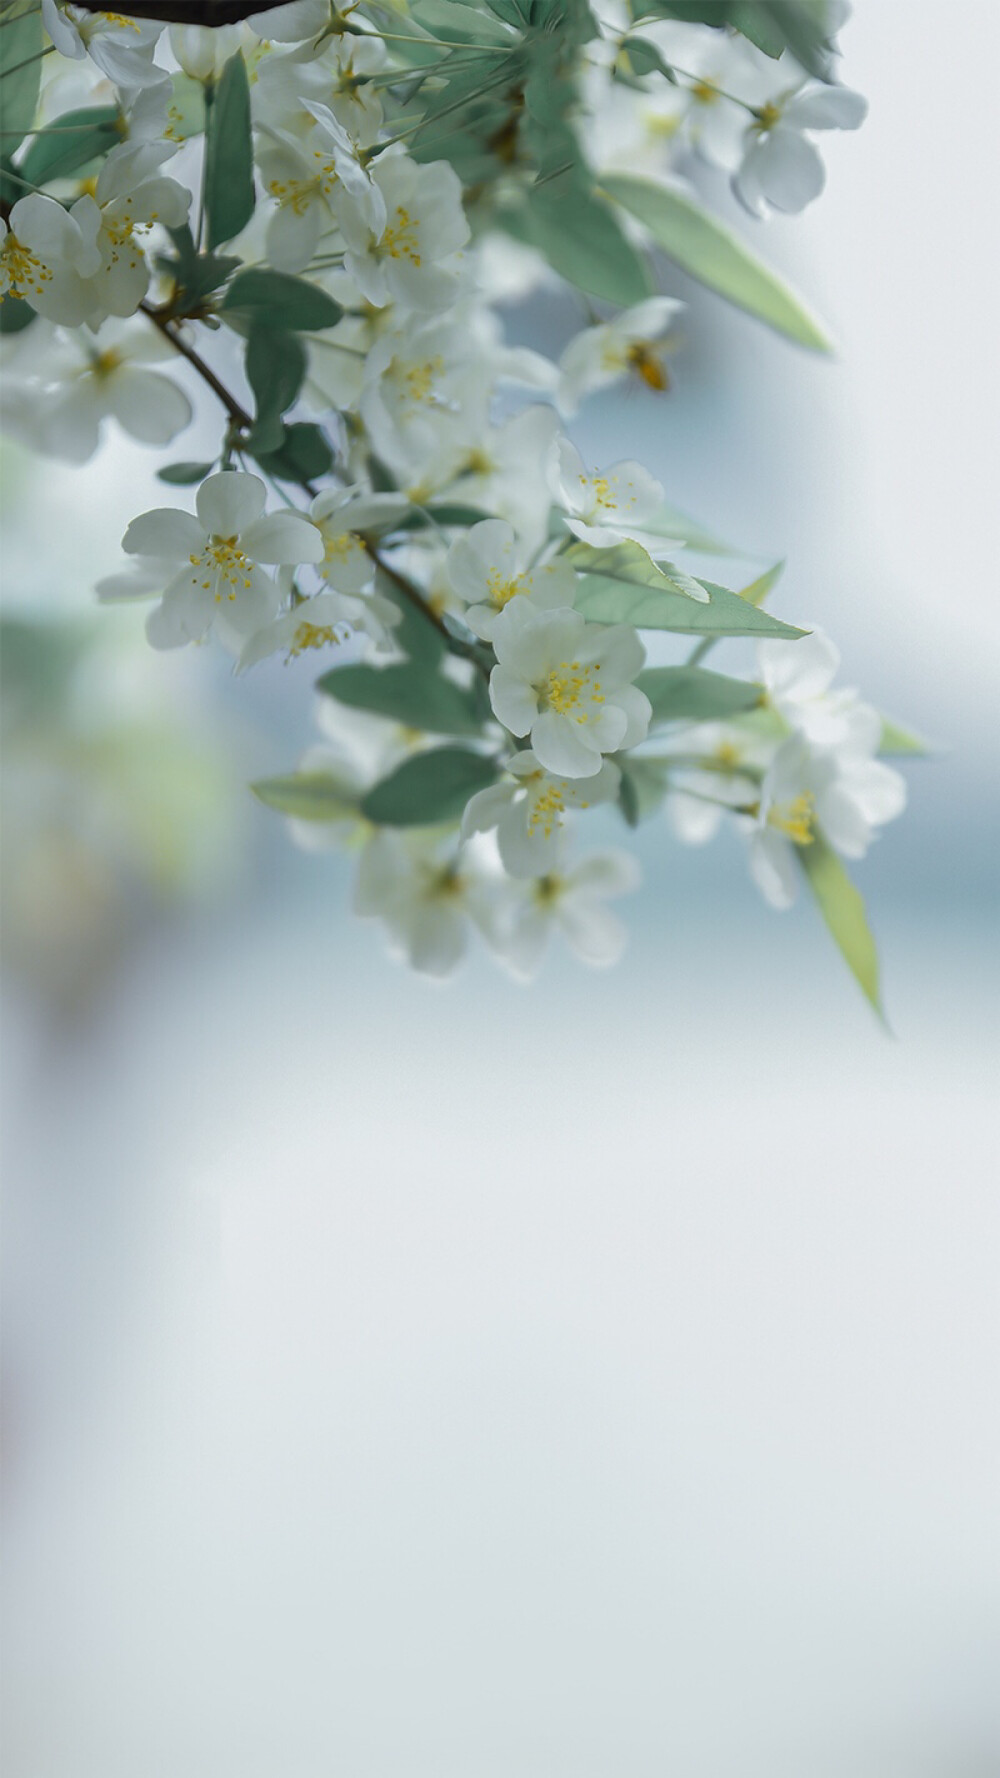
[93,348,122,376]
[401,356,442,404]
[0,234,52,300]
[755,101,782,133]
[99,11,141,28]
[769,791,816,846]
[287,621,341,660]
[485,567,524,610]
[544,659,604,719]
[627,342,669,392]
[691,78,719,104]
[190,535,254,601]
[713,741,742,768]
[583,471,636,512]
[268,176,313,216]
[527,778,569,839]
[322,529,359,564]
[382,205,422,266]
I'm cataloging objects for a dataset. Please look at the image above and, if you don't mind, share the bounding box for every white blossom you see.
[354,830,496,977]
[0,319,191,463]
[557,297,684,415]
[748,732,906,909]
[446,520,576,641]
[734,84,868,219]
[41,1,166,93]
[168,24,245,84]
[497,849,640,977]
[122,471,323,651]
[258,102,385,274]
[338,153,470,313]
[463,749,621,876]
[548,436,663,548]
[489,600,650,777]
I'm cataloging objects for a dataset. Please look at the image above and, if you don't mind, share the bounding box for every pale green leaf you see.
[571,543,806,638]
[251,774,358,821]
[798,836,884,1017]
[600,173,833,351]
[318,661,481,736]
[204,51,255,249]
[0,1,43,157]
[740,559,785,607]
[637,664,764,723]
[879,716,930,757]
[361,745,497,826]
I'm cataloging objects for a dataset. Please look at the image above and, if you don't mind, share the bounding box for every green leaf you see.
[879,716,930,757]
[575,553,806,639]
[753,1,836,80]
[505,178,653,307]
[637,665,764,723]
[157,460,215,485]
[620,37,676,80]
[203,52,255,249]
[219,268,343,332]
[318,661,481,736]
[251,421,332,484]
[566,538,709,602]
[245,325,306,452]
[726,1,786,58]
[798,836,884,1017]
[361,745,497,826]
[251,773,358,822]
[20,105,121,185]
[157,223,240,311]
[377,572,448,666]
[600,173,832,351]
[411,0,515,45]
[0,1,43,157]
[617,755,671,824]
[0,294,35,334]
[642,501,740,556]
[394,503,496,533]
[740,559,785,607]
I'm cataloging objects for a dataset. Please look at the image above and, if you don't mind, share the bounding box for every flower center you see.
[526,777,566,838]
[543,659,604,721]
[97,12,141,29]
[190,536,254,601]
[754,101,782,133]
[485,567,524,610]
[1,234,52,300]
[626,341,669,391]
[769,791,815,845]
[382,205,422,265]
[691,78,719,104]
[400,356,443,405]
[268,174,314,216]
[287,620,341,659]
[581,471,636,515]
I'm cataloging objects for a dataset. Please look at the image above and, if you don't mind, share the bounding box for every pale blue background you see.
[3,4,998,1774]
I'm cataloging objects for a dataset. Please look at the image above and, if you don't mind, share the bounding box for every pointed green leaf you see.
[878,716,930,757]
[570,543,806,638]
[220,268,342,332]
[798,836,884,1016]
[251,774,358,821]
[637,665,764,723]
[245,325,306,452]
[0,2,43,157]
[20,105,121,185]
[505,179,653,307]
[361,745,497,826]
[740,559,785,606]
[158,460,215,485]
[600,173,832,351]
[318,661,481,736]
[204,52,255,249]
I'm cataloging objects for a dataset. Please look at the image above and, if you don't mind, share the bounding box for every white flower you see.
[0,198,99,326]
[443,404,561,556]
[547,436,663,548]
[0,319,191,464]
[446,520,576,642]
[339,153,470,313]
[665,720,773,846]
[748,733,906,909]
[236,590,352,672]
[498,849,640,978]
[246,0,329,43]
[358,313,493,480]
[757,629,881,751]
[557,297,684,415]
[41,1,166,93]
[462,749,620,876]
[284,697,427,852]
[169,23,244,83]
[309,485,409,592]
[353,830,495,977]
[252,34,385,147]
[121,471,323,651]
[734,84,868,219]
[489,600,650,778]
[258,102,385,274]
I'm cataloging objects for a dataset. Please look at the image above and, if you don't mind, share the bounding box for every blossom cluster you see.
[0,0,914,1004]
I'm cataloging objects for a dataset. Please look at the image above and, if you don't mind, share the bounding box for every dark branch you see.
[74,2,291,24]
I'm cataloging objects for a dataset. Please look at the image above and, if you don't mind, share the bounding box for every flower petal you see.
[122,507,205,559]
[196,471,266,537]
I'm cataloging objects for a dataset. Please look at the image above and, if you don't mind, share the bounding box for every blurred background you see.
[2,4,998,1774]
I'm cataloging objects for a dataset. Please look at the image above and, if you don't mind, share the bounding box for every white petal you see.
[786,86,867,132]
[196,471,266,537]
[122,507,205,559]
[105,367,193,445]
[489,666,538,737]
[556,896,629,967]
[242,511,325,566]
[747,828,798,909]
[530,711,604,779]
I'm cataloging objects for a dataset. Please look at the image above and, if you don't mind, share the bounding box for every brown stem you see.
[140,302,253,432]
